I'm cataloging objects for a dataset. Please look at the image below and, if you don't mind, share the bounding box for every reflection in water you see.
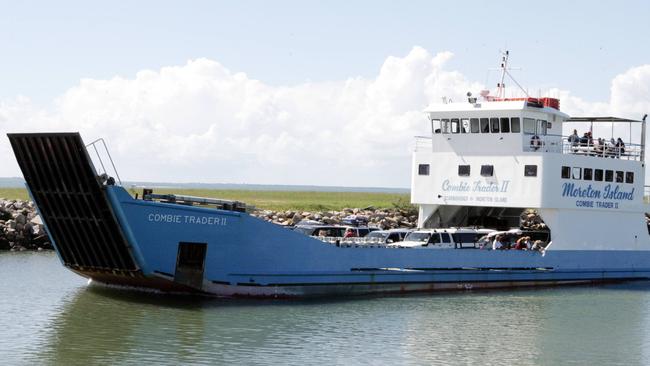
[33,283,650,366]
[3,252,650,365]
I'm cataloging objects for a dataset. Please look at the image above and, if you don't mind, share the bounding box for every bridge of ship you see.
[417,115,646,161]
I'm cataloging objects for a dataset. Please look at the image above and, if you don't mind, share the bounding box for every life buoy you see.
[530,135,541,150]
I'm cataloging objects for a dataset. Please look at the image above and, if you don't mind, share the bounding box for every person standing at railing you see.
[568,129,579,146]
[616,138,625,156]
[568,129,579,152]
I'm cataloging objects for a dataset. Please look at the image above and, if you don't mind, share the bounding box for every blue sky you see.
[2,0,648,103]
[1,1,649,187]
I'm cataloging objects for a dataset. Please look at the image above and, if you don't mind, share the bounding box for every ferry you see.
[7,52,650,297]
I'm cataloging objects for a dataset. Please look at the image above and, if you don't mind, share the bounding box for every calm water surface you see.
[2,251,650,365]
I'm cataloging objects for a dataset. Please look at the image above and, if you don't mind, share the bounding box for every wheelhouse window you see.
[500,117,510,133]
[441,119,450,134]
[490,117,500,133]
[458,165,470,176]
[572,167,582,180]
[626,172,634,184]
[418,164,430,176]
[561,166,570,179]
[615,171,624,183]
[432,119,441,133]
[523,118,536,134]
[594,169,604,181]
[481,165,494,177]
[511,117,521,133]
[451,118,460,133]
[605,170,614,182]
[461,118,470,133]
[537,120,548,135]
[524,165,537,177]
[470,118,480,133]
[480,118,490,133]
[584,168,593,181]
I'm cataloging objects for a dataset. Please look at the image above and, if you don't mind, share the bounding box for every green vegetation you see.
[0,188,29,201]
[0,187,411,212]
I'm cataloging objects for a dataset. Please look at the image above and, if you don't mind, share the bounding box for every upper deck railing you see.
[414,134,642,161]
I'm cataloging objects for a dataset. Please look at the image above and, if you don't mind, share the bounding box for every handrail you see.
[85,138,123,185]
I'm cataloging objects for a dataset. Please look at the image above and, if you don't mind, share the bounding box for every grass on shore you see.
[0,187,411,212]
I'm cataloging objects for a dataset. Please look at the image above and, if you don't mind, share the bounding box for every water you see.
[2,252,650,366]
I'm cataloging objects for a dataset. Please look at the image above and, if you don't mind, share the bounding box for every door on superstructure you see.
[174,242,207,289]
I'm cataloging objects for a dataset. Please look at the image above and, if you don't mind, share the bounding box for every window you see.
[626,172,634,184]
[500,117,510,133]
[451,118,460,133]
[537,120,548,135]
[428,234,441,244]
[523,118,536,134]
[605,170,614,182]
[561,166,570,179]
[595,169,604,181]
[511,117,521,133]
[418,164,430,176]
[441,233,451,243]
[584,168,593,181]
[572,167,582,180]
[454,233,479,244]
[524,165,537,177]
[615,171,624,183]
[461,118,470,133]
[481,165,494,177]
[458,165,470,176]
[432,119,441,133]
[490,117,500,133]
[480,118,490,133]
[441,119,450,134]
[470,118,480,133]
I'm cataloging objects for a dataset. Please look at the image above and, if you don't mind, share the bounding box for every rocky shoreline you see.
[250,206,419,229]
[1,197,556,251]
[0,199,52,251]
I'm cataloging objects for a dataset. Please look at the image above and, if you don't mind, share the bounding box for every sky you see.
[1,0,650,188]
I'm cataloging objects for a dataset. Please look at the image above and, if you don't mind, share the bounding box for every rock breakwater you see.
[0,199,51,251]
[250,206,420,229]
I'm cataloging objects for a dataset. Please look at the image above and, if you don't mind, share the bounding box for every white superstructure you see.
[412,96,648,251]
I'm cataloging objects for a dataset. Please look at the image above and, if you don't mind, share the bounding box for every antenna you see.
[492,50,528,99]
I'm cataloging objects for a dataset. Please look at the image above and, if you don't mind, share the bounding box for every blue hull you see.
[10,133,649,298]
[91,186,650,297]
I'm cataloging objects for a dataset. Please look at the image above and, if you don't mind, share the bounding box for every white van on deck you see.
[388,228,495,249]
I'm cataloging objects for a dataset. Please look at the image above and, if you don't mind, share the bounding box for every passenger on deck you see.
[531,240,545,252]
[492,235,503,250]
[595,138,605,156]
[616,138,625,156]
[580,132,594,149]
[344,228,357,238]
[514,236,530,250]
[568,130,579,147]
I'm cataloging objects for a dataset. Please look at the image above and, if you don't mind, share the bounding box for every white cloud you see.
[1,48,649,187]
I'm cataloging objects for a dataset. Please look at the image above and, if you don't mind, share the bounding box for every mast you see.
[642,114,647,162]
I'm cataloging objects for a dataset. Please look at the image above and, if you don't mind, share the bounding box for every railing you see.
[415,133,642,161]
[558,135,642,161]
[86,138,123,185]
